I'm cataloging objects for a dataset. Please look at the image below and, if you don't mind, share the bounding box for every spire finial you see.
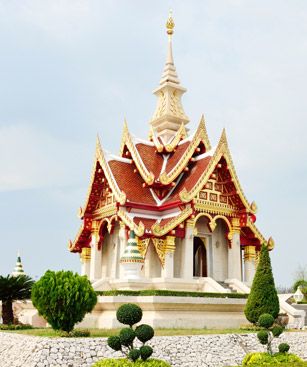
[166,9,175,37]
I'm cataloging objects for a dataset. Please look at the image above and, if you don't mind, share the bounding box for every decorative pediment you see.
[180,129,251,213]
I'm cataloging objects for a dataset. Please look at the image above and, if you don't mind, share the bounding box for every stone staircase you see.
[217,281,237,293]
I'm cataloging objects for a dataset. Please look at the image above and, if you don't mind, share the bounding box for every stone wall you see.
[1,331,307,367]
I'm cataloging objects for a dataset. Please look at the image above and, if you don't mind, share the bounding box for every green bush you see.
[107,303,156,363]
[119,328,136,346]
[256,313,285,355]
[108,336,122,351]
[0,323,33,330]
[98,289,248,299]
[116,304,143,327]
[257,330,269,345]
[271,325,283,337]
[128,349,141,362]
[258,314,274,329]
[140,346,153,361]
[244,245,279,324]
[278,343,290,353]
[242,352,302,366]
[92,359,171,367]
[31,270,97,332]
[135,324,155,343]
[56,329,91,337]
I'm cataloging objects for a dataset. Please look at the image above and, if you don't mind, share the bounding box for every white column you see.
[80,248,91,277]
[227,218,242,280]
[89,223,102,281]
[162,236,175,278]
[244,245,256,285]
[118,223,127,280]
[181,220,194,279]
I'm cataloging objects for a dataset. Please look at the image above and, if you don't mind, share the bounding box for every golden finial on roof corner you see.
[166,9,175,36]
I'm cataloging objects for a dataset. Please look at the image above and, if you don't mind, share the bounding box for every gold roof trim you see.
[68,224,85,253]
[151,206,193,236]
[96,137,127,205]
[117,209,145,237]
[149,126,164,152]
[179,128,250,210]
[120,120,155,185]
[165,123,187,152]
[159,116,212,185]
[246,216,267,247]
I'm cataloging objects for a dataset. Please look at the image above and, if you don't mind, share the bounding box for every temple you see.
[69,13,274,293]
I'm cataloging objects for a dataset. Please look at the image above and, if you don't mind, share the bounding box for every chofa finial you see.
[166,9,175,36]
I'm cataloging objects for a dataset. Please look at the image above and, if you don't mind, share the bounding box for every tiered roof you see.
[69,12,272,254]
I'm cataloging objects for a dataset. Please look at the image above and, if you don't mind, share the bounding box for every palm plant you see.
[0,275,34,325]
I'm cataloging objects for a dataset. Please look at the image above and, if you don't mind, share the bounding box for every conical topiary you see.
[244,244,279,324]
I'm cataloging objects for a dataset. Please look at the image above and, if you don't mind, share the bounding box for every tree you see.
[244,244,279,324]
[31,270,97,332]
[0,274,34,324]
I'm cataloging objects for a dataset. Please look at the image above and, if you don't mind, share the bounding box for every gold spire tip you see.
[166,9,175,36]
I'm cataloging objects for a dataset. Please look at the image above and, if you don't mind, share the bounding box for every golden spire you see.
[166,9,175,36]
[150,10,189,144]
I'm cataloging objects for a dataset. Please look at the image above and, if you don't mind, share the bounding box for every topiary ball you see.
[135,324,155,343]
[107,336,122,351]
[278,343,290,353]
[119,327,136,346]
[272,325,283,337]
[140,345,153,361]
[128,348,141,362]
[116,303,143,327]
[257,330,269,345]
[258,313,275,328]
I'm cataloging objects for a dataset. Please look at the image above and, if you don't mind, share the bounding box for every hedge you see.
[96,289,248,299]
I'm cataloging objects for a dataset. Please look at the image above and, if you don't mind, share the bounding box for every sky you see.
[1,0,307,287]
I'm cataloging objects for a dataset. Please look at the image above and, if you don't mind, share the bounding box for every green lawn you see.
[1,327,255,337]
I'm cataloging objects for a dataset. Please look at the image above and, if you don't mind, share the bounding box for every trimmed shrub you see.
[272,325,283,337]
[107,303,156,363]
[244,245,279,324]
[242,352,303,366]
[0,323,33,330]
[279,343,290,353]
[258,314,274,329]
[140,346,153,361]
[135,324,155,343]
[257,330,269,345]
[256,313,285,355]
[31,270,97,332]
[92,359,171,367]
[108,336,122,351]
[116,304,143,327]
[56,329,90,337]
[128,349,141,362]
[119,328,136,347]
[97,289,248,299]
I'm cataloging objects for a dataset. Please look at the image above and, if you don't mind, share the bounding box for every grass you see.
[1,327,255,338]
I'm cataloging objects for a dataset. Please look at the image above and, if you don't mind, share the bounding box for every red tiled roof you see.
[165,142,190,174]
[165,156,212,203]
[135,143,164,178]
[108,159,156,205]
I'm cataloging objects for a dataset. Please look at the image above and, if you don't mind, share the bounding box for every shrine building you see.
[69,13,274,293]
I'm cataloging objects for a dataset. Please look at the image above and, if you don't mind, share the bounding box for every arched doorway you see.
[193,237,207,277]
